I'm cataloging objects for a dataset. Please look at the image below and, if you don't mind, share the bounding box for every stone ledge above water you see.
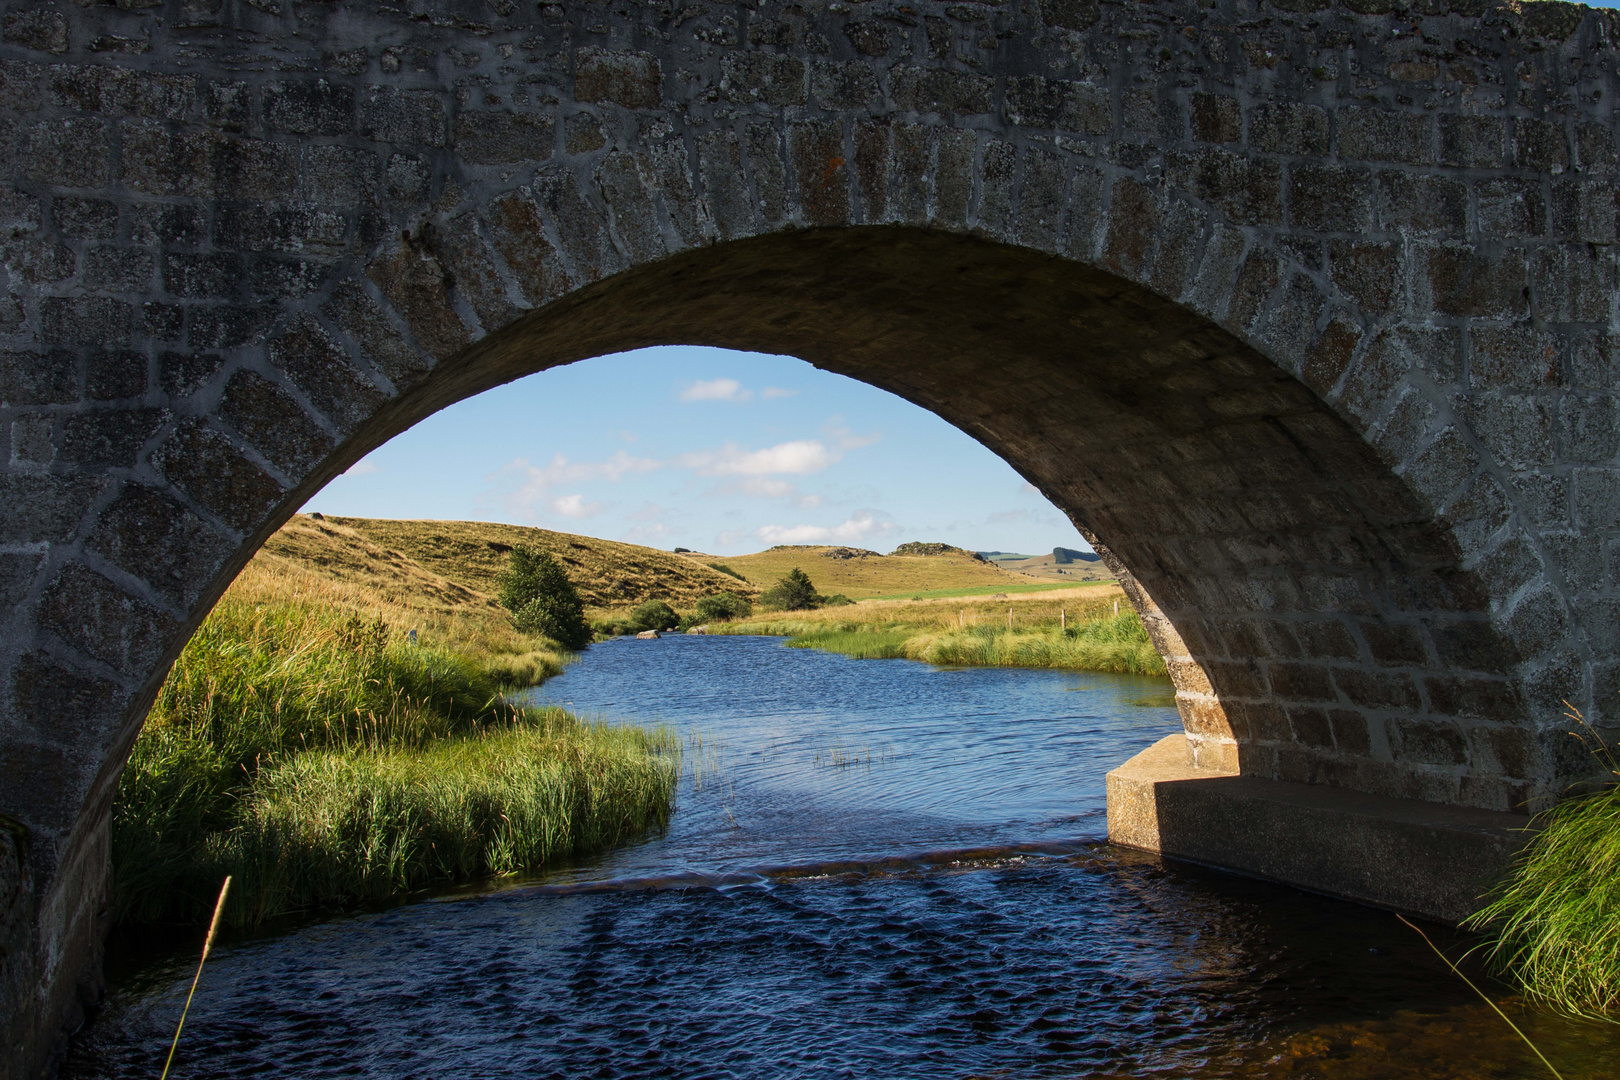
[1107,735,1533,924]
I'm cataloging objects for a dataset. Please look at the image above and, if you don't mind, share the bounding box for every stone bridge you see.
[3,0,1619,1072]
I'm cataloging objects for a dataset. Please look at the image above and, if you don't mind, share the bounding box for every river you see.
[64,635,1620,1078]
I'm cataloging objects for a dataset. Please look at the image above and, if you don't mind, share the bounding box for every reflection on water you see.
[65,636,1620,1078]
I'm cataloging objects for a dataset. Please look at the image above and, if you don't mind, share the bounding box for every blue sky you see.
[305,346,1090,557]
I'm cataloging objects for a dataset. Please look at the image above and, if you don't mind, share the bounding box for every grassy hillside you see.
[679,543,1017,600]
[328,516,757,611]
[993,551,1115,583]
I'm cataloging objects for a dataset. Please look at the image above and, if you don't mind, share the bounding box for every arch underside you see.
[350,226,1527,813]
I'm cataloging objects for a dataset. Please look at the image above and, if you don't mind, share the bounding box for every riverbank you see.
[713,587,1167,677]
[112,520,678,928]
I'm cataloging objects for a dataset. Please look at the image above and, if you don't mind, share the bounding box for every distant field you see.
[863,581,1111,601]
[679,543,1015,599]
[326,516,756,613]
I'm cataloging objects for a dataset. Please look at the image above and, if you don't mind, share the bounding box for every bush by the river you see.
[112,566,675,928]
[500,545,593,650]
[630,599,681,632]
[1469,732,1620,1018]
[690,591,753,624]
[759,567,824,611]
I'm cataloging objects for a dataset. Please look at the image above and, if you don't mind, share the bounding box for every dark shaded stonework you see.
[1,0,1617,1073]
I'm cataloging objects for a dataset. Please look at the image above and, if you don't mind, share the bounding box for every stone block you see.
[852,121,888,223]
[594,152,664,262]
[788,121,848,228]
[85,483,233,608]
[262,79,353,136]
[977,139,1016,239]
[1477,177,1547,238]
[39,563,180,677]
[84,349,146,401]
[21,118,107,187]
[1190,92,1240,144]
[1465,393,1556,470]
[3,11,67,54]
[424,214,519,332]
[481,190,572,307]
[1004,76,1110,135]
[575,47,661,109]
[303,144,376,206]
[161,252,241,299]
[188,304,275,350]
[219,369,335,477]
[357,86,448,146]
[57,406,167,469]
[40,296,135,346]
[720,53,806,107]
[1417,244,1528,319]
[1390,717,1470,767]
[1439,114,1505,167]
[1334,667,1422,711]
[266,313,386,431]
[1513,117,1569,171]
[1470,325,1560,391]
[158,350,225,399]
[366,241,470,362]
[1289,164,1372,232]
[696,130,751,240]
[51,197,116,239]
[1248,102,1328,155]
[531,166,622,282]
[1101,177,1160,278]
[810,61,878,110]
[889,67,993,116]
[1266,660,1337,702]
[842,20,892,56]
[1339,107,1434,164]
[151,418,285,533]
[1376,173,1465,233]
[0,350,75,407]
[934,129,974,228]
[321,279,431,390]
[81,246,154,292]
[452,111,554,166]
[1177,148,1281,226]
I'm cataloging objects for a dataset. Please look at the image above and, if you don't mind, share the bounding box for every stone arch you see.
[4,0,1619,1073]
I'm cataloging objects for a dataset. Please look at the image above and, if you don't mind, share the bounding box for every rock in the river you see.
[636,629,661,640]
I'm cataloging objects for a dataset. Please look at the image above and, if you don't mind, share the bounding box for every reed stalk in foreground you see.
[161,876,231,1080]
[1397,914,1564,1079]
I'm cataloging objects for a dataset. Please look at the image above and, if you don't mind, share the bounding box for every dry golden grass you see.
[326,516,757,615]
[732,584,1127,632]
[680,544,1036,600]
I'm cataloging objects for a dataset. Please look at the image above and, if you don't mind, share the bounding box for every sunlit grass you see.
[111,564,672,928]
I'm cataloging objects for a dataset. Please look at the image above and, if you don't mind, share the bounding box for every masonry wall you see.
[1,0,1617,1073]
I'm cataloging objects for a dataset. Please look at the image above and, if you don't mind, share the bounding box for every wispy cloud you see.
[551,494,604,519]
[680,378,752,402]
[679,439,836,477]
[761,386,798,399]
[498,451,661,517]
[755,511,895,545]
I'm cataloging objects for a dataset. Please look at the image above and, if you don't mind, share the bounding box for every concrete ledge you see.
[1106,735,1534,923]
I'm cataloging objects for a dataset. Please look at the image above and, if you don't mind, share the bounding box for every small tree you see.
[692,592,752,623]
[498,546,592,650]
[630,599,680,632]
[759,568,821,611]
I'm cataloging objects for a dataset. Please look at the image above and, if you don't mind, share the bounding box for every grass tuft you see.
[1467,705,1620,1020]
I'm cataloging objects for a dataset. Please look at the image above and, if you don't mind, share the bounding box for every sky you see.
[305,346,1091,558]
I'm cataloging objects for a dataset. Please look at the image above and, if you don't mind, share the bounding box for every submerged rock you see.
[636,629,661,640]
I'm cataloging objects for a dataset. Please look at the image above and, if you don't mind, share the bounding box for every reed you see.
[111,572,670,928]
[729,600,1165,676]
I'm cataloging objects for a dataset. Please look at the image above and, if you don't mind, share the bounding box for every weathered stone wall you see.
[1,0,1617,1073]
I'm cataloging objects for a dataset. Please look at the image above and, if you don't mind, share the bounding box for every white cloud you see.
[826,423,881,451]
[680,439,836,477]
[761,386,799,399]
[344,458,382,476]
[989,509,1032,523]
[498,451,661,516]
[680,378,752,402]
[756,511,895,545]
[551,494,604,519]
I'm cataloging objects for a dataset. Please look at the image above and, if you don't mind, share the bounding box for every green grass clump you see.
[1469,780,1620,1018]
[112,593,673,928]
[730,610,1165,676]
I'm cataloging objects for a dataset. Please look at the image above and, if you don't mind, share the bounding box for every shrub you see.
[630,599,680,632]
[691,591,753,624]
[673,547,691,553]
[759,567,822,611]
[822,593,854,606]
[499,546,591,650]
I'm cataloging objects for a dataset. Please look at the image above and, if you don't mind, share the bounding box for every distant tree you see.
[630,599,681,632]
[692,592,753,623]
[498,546,592,650]
[759,567,822,611]
[1052,546,1073,565]
[673,547,692,553]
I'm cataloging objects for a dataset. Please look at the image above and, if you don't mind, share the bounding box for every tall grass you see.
[1468,711,1620,1018]
[112,574,670,928]
[737,601,1166,677]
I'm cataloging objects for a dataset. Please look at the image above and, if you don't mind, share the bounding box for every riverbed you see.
[65,635,1620,1077]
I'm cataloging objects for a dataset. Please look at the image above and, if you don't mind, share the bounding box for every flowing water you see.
[66,635,1620,1078]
